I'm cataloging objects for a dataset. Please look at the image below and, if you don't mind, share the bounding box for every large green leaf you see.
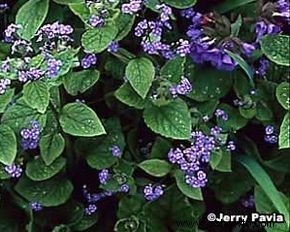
[264,152,290,173]
[63,70,100,96]
[23,81,50,114]
[69,3,90,23]
[138,159,171,177]
[115,83,147,109]
[279,113,290,149]
[160,56,186,82]
[143,100,192,140]
[255,186,289,232]
[260,35,290,66]
[60,103,106,137]
[188,68,232,102]
[15,176,73,207]
[53,0,83,4]
[0,125,17,165]
[210,149,232,172]
[16,0,49,40]
[40,133,65,165]
[1,98,47,132]
[235,155,289,229]
[115,13,135,41]
[84,118,125,170]
[26,157,66,181]
[0,89,14,113]
[125,57,155,99]
[276,82,290,110]
[174,170,203,201]
[81,23,118,53]
[163,0,196,9]
[214,0,256,13]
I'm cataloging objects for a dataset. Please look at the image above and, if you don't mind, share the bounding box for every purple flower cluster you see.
[85,204,97,215]
[18,68,44,83]
[120,184,130,193]
[3,24,21,43]
[82,185,113,215]
[81,54,97,69]
[0,78,11,95]
[121,0,143,14]
[98,169,110,184]
[275,0,290,22]
[143,184,164,201]
[255,58,270,77]
[4,163,23,178]
[36,22,73,51]
[184,11,238,71]
[30,202,43,212]
[11,40,33,55]
[215,109,229,121]
[264,125,277,144]
[255,21,281,42]
[107,41,119,53]
[169,77,193,97]
[226,141,236,151]
[89,15,105,28]
[20,121,41,150]
[241,195,255,208]
[47,59,62,77]
[110,145,122,158]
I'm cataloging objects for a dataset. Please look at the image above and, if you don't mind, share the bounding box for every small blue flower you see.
[98,169,110,184]
[143,184,164,201]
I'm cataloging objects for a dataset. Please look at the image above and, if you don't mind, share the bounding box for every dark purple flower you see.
[121,0,142,14]
[85,204,97,215]
[242,195,255,208]
[30,202,43,212]
[89,15,105,28]
[98,169,109,184]
[119,184,130,193]
[81,53,97,69]
[241,43,256,57]
[256,58,270,76]
[226,141,236,151]
[47,59,62,77]
[20,121,41,150]
[110,145,122,158]
[143,184,164,201]
[107,41,119,53]
[4,164,23,178]
[3,24,21,43]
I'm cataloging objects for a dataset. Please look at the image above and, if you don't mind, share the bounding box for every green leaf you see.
[214,0,256,13]
[264,152,290,173]
[189,68,232,102]
[226,50,254,86]
[63,70,100,96]
[117,195,145,218]
[125,57,155,99]
[60,103,106,137]
[54,0,83,4]
[210,149,232,172]
[174,170,203,201]
[15,176,73,207]
[81,23,118,53]
[160,56,186,82]
[255,186,289,232]
[211,170,254,204]
[40,133,65,165]
[276,82,290,110]
[217,104,248,131]
[115,83,147,109]
[84,118,125,170]
[71,215,98,231]
[279,113,290,149]
[0,125,17,165]
[231,14,242,36]
[0,89,14,113]
[115,14,135,41]
[163,0,197,9]
[143,100,192,140]
[235,155,289,229]
[23,81,50,114]
[1,98,46,132]
[26,157,66,181]
[150,137,171,159]
[138,159,171,177]
[69,3,90,23]
[16,0,49,40]
[260,35,290,66]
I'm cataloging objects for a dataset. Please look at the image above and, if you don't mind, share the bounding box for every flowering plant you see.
[0,0,289,231]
